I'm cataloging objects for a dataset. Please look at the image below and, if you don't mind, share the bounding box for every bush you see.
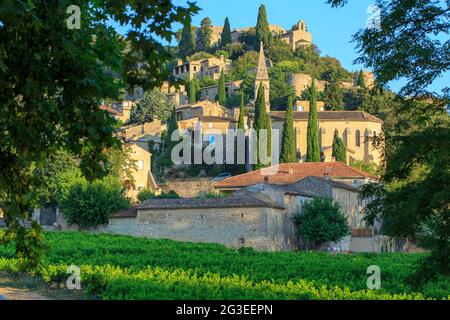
[59,176,130,228]
[137,189,155,203]
[293,198,350,249]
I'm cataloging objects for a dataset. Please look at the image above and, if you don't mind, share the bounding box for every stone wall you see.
[105,206,291,251]
[161,178,215,198]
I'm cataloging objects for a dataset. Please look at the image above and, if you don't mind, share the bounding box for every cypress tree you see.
[332,129,347,163]
[323,75,344,110]
[217,69,227,106]
[280,96,297,163]
[357,69,366,88]
[165,105,179,150]
[221,17,232,47]
[179,21,195,59]
[306,80,321,162]
[254,83,271,169]
[255,5,272,49]
[238,93,245,130]
[188,79,198,103]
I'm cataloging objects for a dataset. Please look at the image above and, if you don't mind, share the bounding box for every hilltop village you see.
[4,7,402,254]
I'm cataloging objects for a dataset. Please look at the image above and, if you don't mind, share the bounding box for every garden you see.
[0,232,448,300]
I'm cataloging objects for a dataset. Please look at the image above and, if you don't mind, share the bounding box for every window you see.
[355,130,361,147]
[137,160,144,170]
[193,66,197,72]
[239,237,245,245]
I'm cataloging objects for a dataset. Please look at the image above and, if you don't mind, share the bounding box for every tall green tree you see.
[323,75,344,110]
[197,17,213,52]
[188,79,199,103]
[280,96,297,163]
[328,0,450,284]
[357,69,366,88]
[0,0,198,270]
[164,105,179,151]
[130,88,174,123]
[253,83,272,169]
[221,17,232,47]
[332,130,347,163]
[255,5,272,48]
[238,93,246,130]
[217,69,227,106]
[306,80,321,162]
[179,20,196,59]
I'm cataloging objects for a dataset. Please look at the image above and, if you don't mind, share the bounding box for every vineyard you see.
[0,232,448,300]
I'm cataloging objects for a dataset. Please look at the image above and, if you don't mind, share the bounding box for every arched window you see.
[356,130,361,147]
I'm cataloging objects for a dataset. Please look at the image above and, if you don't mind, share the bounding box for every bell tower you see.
[255,42,270,113]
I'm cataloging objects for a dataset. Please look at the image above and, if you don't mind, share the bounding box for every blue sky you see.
[113,0,448,94]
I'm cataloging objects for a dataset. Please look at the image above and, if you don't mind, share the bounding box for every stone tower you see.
[255,42,270,113]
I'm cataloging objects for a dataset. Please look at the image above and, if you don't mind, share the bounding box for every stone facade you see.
[288,73,327,97]
[200,80,242,102]
[173,56,232,81]
[161,178,215,198]
[280,20,313,50]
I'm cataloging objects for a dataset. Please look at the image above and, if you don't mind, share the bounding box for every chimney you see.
[177,59,183,66]
[264,176,269,184]
[324,166,332,180]
[220,54,225,62]
[289,168,294,174]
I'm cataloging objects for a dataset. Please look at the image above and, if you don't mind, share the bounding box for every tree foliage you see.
[332,130,347,163]
[197,17,213,52]
[59,176,130,229]
[179,20,196,60]
[253,84,272,169]
[131,88,174,123]
[328,0,450,283]
[0,0,198,268]
[306,80,321,162]
[221,17,232,47]
[217,69,227,106]
[293,197,350,249]
[323,76,344,110]
[280,96,297,163]
[255,5,272,48]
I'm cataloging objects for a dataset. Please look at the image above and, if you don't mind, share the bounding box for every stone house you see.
[173,56,232,81]
[104,167,378,252]
[176,100,232,121]
[124,143,159,200]
[199,80,242,102]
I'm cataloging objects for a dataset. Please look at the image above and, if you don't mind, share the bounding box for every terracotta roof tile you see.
[270,111,383,123]
[214,162,377,189]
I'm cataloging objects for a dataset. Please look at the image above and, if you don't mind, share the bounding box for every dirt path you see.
[0,274,87,300]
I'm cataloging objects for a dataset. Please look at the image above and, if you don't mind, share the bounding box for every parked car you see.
[210,173,232,182]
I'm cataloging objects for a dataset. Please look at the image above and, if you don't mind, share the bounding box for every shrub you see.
[59,176,130,228]
[293,198,350,249]
[137,189,155,203]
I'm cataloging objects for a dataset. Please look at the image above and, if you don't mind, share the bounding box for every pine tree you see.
[306,80,321,162]
[238,93,245,130]
[197,17,213,52]
[280,96,297,163]
[357,69,366,88]
[323,76,344,110]
[221,17,232,47]
[255,5,272,49]
[217,69,227,106]
[332,129,347,163]
[179,21,195,59]
[254,83,271,169]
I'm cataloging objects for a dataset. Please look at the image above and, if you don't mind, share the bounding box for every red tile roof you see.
[213,162,378,189]
[100,105,120,115]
